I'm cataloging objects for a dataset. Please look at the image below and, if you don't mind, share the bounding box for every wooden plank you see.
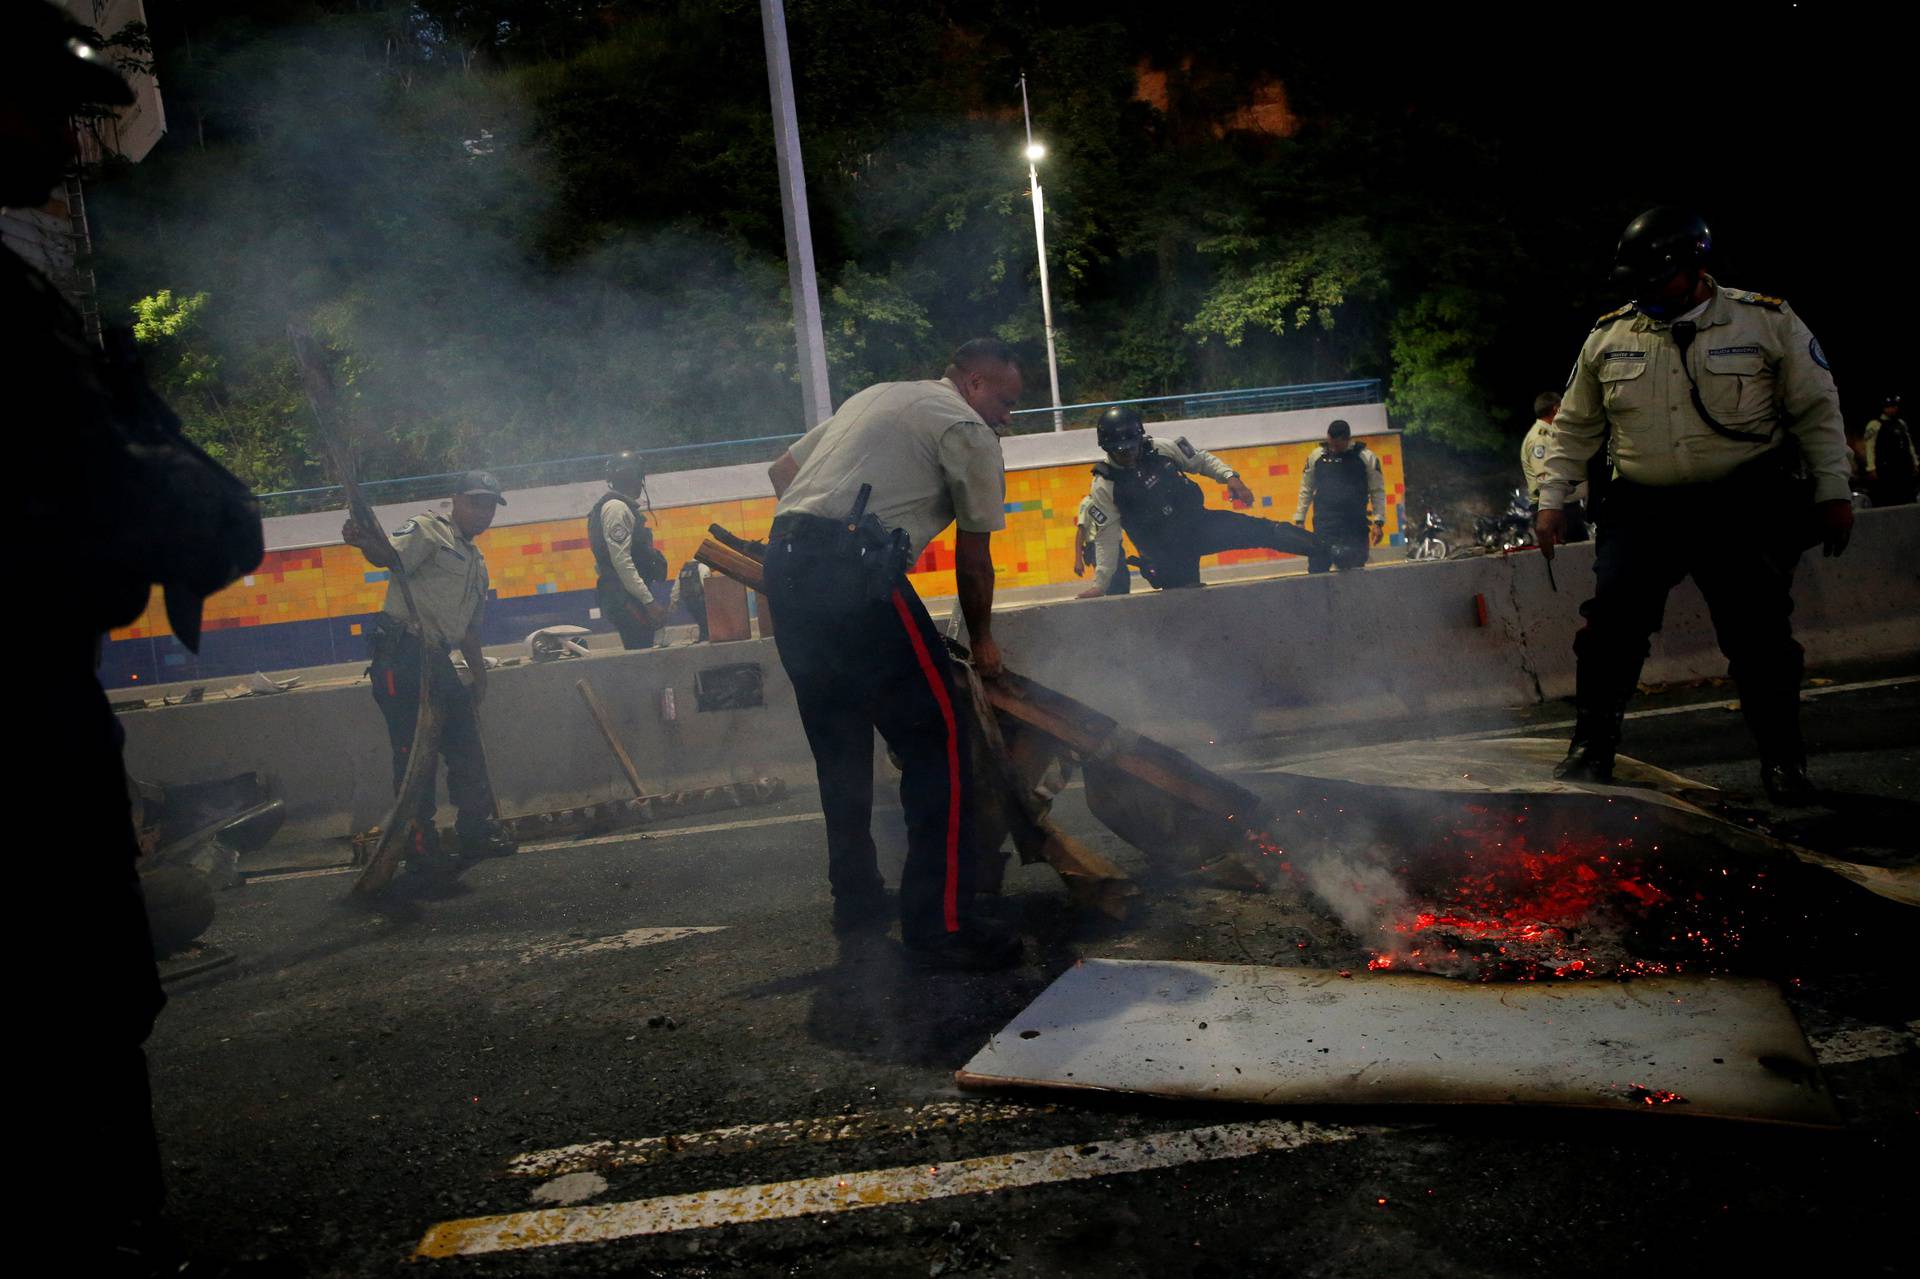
[575,679,648,798]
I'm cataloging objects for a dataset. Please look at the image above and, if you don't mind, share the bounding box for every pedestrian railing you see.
[253,379,1385,518]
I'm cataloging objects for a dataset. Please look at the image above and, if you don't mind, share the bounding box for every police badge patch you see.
[1532,444,1547,459]
[1809,337,1830,370]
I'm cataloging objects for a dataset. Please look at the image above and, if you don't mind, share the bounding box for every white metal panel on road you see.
[956,960,1839,1126]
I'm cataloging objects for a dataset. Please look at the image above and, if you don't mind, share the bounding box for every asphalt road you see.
[149,673,1919,1277]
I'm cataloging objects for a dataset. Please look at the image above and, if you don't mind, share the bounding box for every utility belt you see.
[767,484,914,605]
[1614,446,1821,546]
[368,615,444,661]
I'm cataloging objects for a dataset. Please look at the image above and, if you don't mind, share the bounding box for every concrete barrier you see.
[117,505,1920,845]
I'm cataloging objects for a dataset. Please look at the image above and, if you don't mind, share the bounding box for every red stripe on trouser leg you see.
[385,670,397,697]
[890,590,962,933]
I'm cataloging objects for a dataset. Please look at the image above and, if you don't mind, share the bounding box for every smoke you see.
[1298,850,1409,953]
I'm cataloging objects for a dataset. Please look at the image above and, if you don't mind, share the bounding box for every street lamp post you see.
[1020,75,1065,432]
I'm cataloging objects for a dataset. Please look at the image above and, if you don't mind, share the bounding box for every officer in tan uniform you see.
[1522,391,1587,539]
[343,471,513,861]
[1072,492,1130,594]
[1536,208,1854,804]
[763,338,1021,969]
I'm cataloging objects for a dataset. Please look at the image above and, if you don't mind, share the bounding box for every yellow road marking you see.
[417,1118,1356,1259]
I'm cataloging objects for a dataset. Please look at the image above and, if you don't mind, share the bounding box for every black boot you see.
[1553,724,1618,784]
[1760,760,1818,807]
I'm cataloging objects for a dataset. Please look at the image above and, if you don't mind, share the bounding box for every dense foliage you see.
[86,3,1899,491]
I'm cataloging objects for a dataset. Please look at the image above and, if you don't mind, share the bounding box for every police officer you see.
[343,472,514,860]
[1522,392,1589,540]
[1072,491,1129,594]
[1536,207,1854,805]
[1076,406,1322,595]
[1863,394,1916,507]
[589,452,670,648]
[762,338,1020,969]
[7,6,264,1258]
[1295,419,1387,572]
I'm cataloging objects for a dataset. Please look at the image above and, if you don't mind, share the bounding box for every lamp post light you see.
[1020,75,1065,432]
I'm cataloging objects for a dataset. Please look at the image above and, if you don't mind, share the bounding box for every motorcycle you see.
[1406,510,1449,561]
[1474,488,1537,552]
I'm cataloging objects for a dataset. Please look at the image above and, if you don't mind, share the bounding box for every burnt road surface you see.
[152,670,1918,1277]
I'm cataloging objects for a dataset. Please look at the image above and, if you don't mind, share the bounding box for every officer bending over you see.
[344,472,514,861]
[1536,208,1853,805]
[1077,406,1322,595]
[763,338,1020,969]
[1295,419,1386,572]
[589,452,670,649]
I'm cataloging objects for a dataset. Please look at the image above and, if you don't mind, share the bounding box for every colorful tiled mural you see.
[103,432,1402,689]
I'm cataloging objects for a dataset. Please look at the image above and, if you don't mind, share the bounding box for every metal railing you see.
[253,379,1384,518]
[1003,378,1383,433]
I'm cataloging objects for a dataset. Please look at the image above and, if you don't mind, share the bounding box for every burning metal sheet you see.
[1263,738,1919,907]
[957,959,1839,1126]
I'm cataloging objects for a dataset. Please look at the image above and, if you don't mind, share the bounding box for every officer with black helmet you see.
[589,451,670,648]
[1536,207,1854,805]
[6,4,264,1259]
[1076,406,1324,595]
[1863,394,1915,507]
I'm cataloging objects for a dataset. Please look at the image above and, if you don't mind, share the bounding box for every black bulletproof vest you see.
[1097,446,1204,541]
[587,491,647,579]
[1311,446,1369,519]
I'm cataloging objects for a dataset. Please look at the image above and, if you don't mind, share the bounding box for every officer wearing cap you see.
[1536,207,1854,805]
[1077,406,1323,595]
[343,471,513,860]
[589,452,670,648]
[1863,394,1916,507]
[1521,392,1588,540]
[1294,419,1386,573]
[762,337,1020,969]
[7,4,264,1258]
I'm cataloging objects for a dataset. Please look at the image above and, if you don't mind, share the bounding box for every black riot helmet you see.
[605,451,646,494]
[1611,207,1712,291]
[1096,406,1148,465]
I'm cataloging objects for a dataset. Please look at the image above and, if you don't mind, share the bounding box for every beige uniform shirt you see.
[1541,281,1852,508]
[1521,420,1589,505]
[775,377,1007,560]
[381,509,489,647]
[598,497,654,605]
[1085,437,1237,581]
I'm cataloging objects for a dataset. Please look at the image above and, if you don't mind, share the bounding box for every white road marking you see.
[1808,1020,1920,1066]
[518,811,823,854]
[418,1118,1358,1259]
[530,1172,607,1206]
[518,926,725,963]
[1252,674,1920,771]
[505,1102,1044,1179]
[243,813,825,884]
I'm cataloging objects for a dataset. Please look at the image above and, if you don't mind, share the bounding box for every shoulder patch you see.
[1590,302,1635,330]
[1730,290,1786,311]
[1809,336,1830,370]
[392,518,418,537]
[1174,436,1196,458]
[1088,505,1108,527]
